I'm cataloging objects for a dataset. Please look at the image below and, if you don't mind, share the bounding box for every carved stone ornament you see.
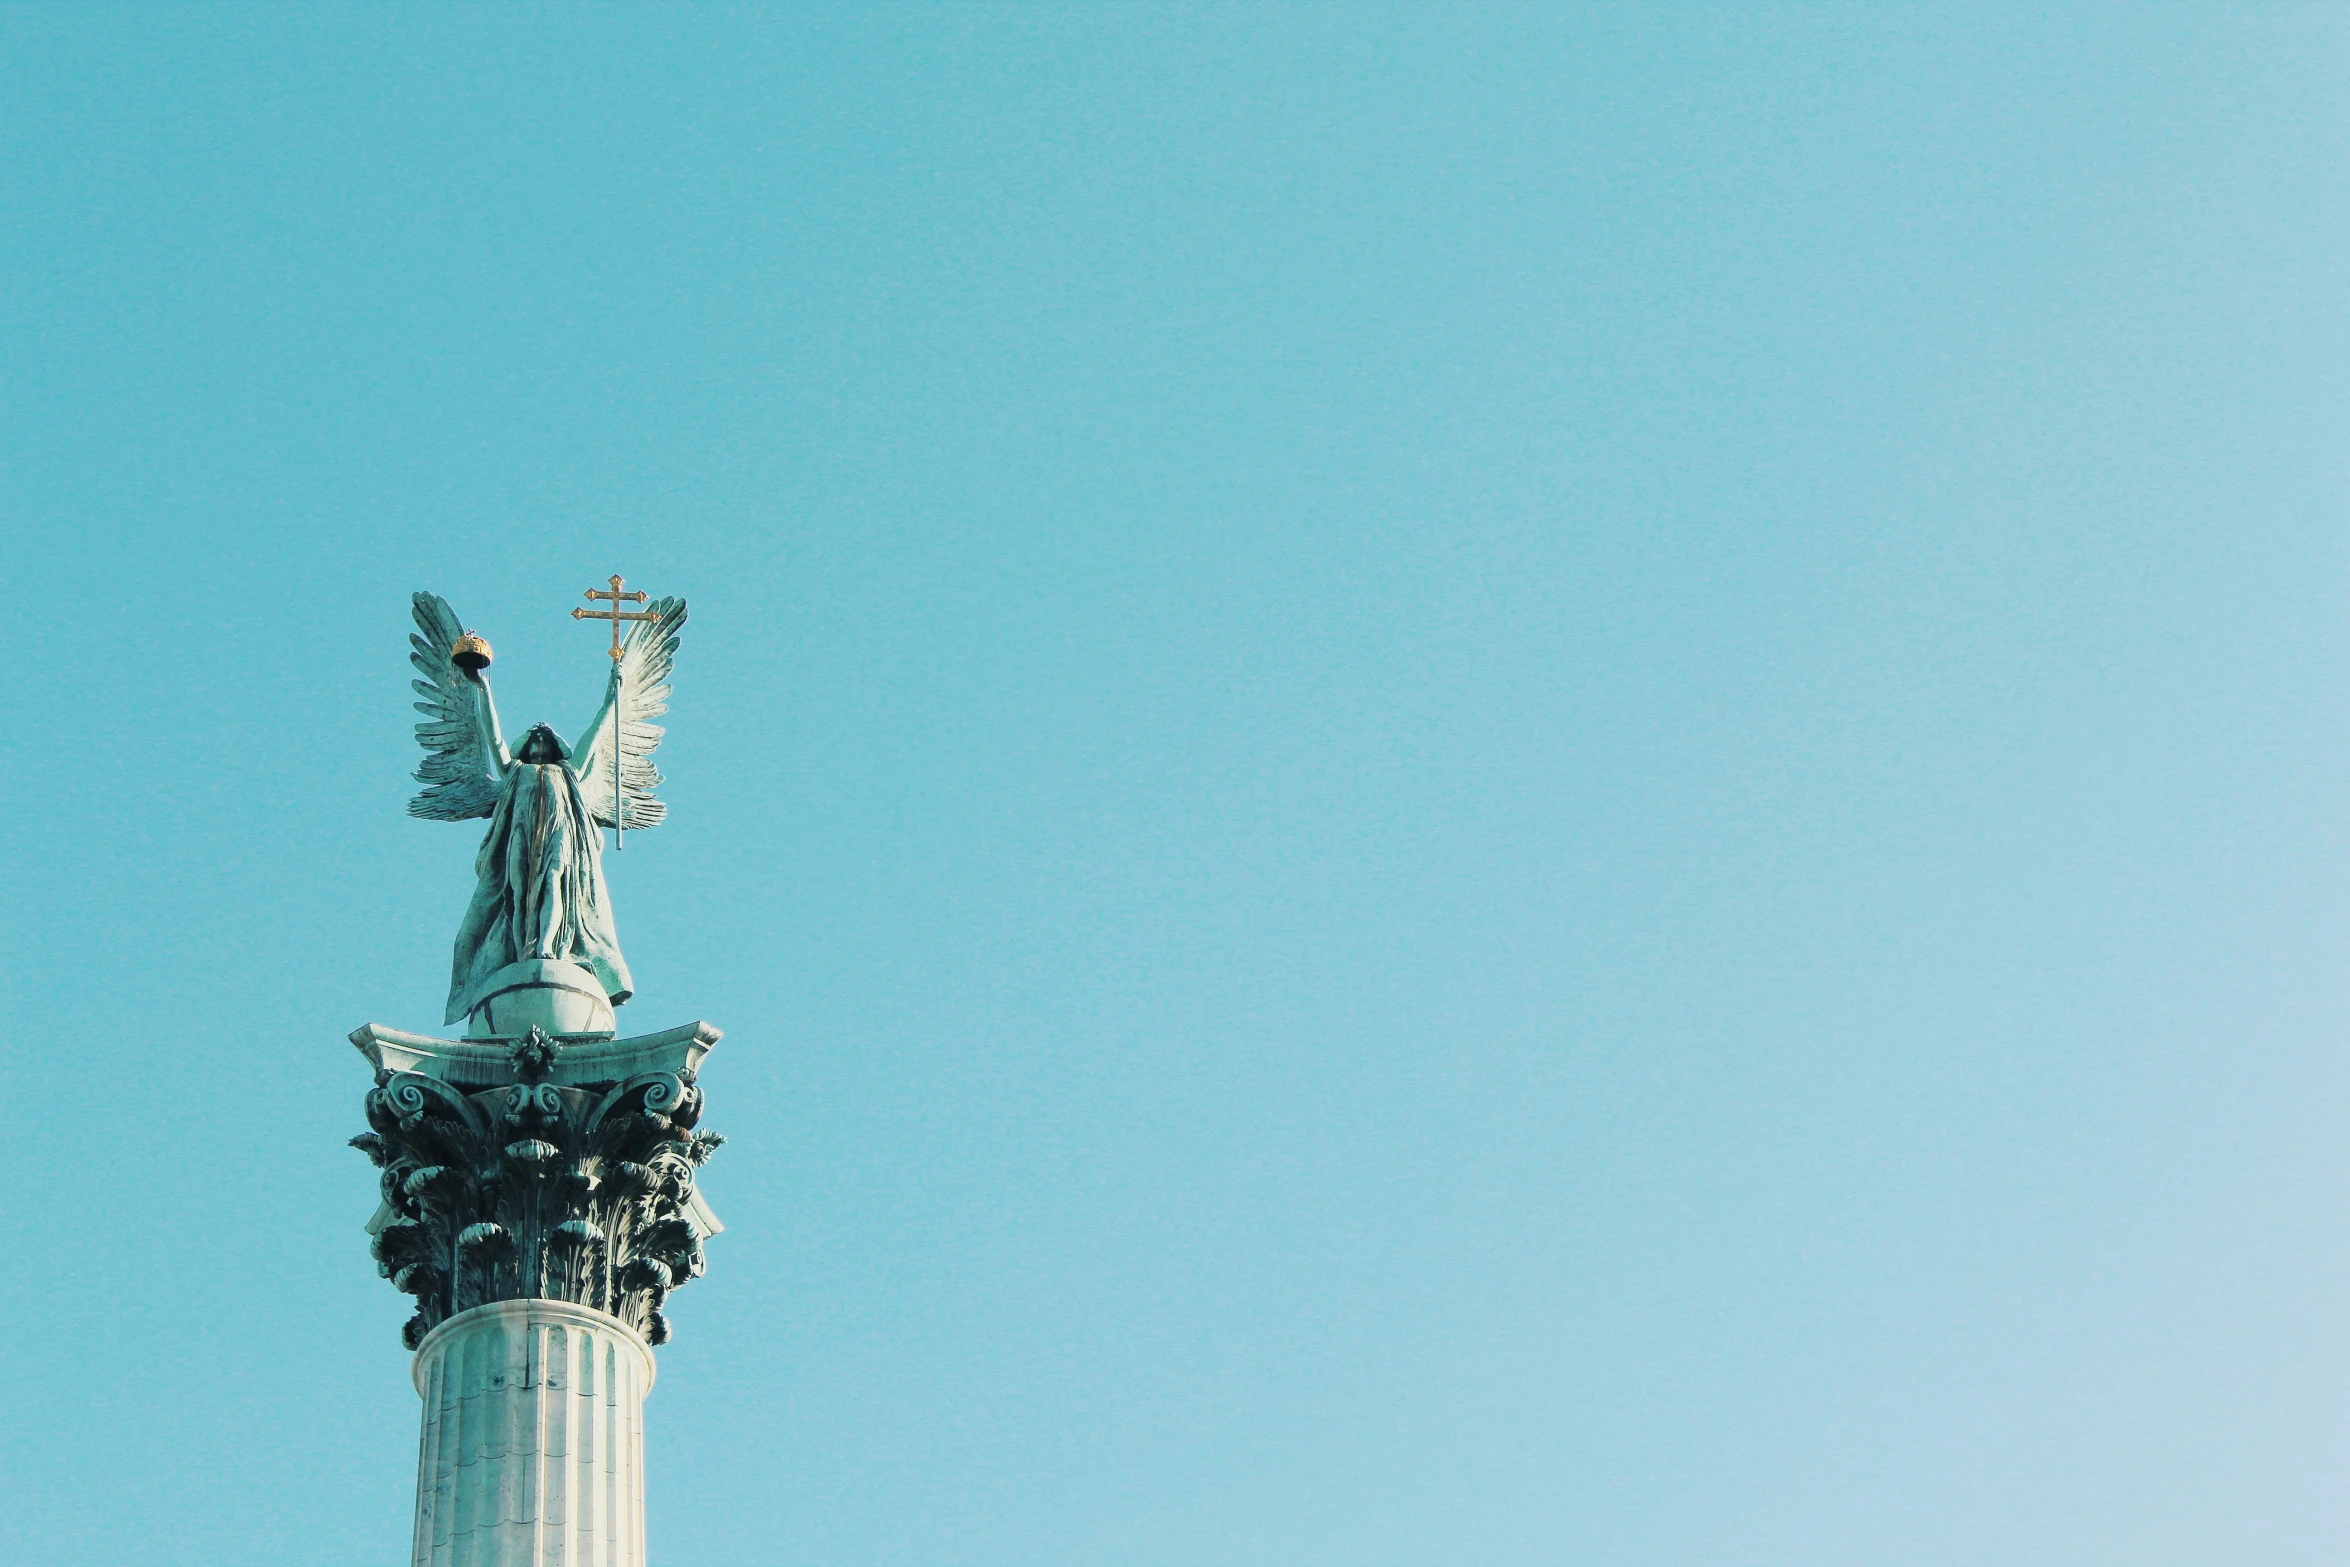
[348,1022,724,1351]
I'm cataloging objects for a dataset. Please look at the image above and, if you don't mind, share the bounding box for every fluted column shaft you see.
[411,1299,655,1567]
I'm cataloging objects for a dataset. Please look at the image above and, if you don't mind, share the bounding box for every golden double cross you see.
[573,574,658,660]
[572,574,662,847]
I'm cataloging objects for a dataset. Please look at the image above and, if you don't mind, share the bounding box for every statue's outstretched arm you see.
[474,671,515,775]
[575,661,621,768]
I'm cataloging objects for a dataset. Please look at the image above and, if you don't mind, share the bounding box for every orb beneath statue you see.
[462,958,616,1039]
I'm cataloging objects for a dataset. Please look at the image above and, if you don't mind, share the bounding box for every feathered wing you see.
[578,596,687,831]
[407,592,501,821]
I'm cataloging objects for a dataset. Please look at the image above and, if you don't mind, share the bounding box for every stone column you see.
[410,1299,654,1567]
[349,1019,726,1567]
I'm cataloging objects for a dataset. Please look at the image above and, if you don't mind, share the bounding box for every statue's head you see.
[516,724,570,764]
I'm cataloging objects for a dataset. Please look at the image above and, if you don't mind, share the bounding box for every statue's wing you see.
[579,596,686,831]
[407,592,501,821]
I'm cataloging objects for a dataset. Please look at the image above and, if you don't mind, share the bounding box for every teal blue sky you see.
[3,7,2344,1564]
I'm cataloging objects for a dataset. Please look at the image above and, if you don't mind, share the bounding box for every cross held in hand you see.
[574,575,658,659]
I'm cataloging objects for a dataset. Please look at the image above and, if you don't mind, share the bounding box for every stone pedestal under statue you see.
[350,1019,724,1567]
[462,959,619,1039]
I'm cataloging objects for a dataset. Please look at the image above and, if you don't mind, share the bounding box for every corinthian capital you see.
[347,1022,725,1350]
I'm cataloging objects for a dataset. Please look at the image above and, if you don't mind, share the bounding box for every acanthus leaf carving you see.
[352,1042,723,1346]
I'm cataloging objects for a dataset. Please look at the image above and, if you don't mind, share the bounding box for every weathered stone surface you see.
[410,1298,654,1567]
[354,1020,716,1090]
[350,1022,725,1349]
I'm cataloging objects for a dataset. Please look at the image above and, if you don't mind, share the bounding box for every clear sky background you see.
[3,7,2345,1565]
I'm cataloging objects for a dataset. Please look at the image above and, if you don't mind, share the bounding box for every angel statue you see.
[406,590,687,1037]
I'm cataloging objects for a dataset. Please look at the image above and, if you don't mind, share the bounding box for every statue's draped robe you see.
[445,761,633,1025]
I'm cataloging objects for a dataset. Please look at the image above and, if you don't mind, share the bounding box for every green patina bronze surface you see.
[406,591,687,1027]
